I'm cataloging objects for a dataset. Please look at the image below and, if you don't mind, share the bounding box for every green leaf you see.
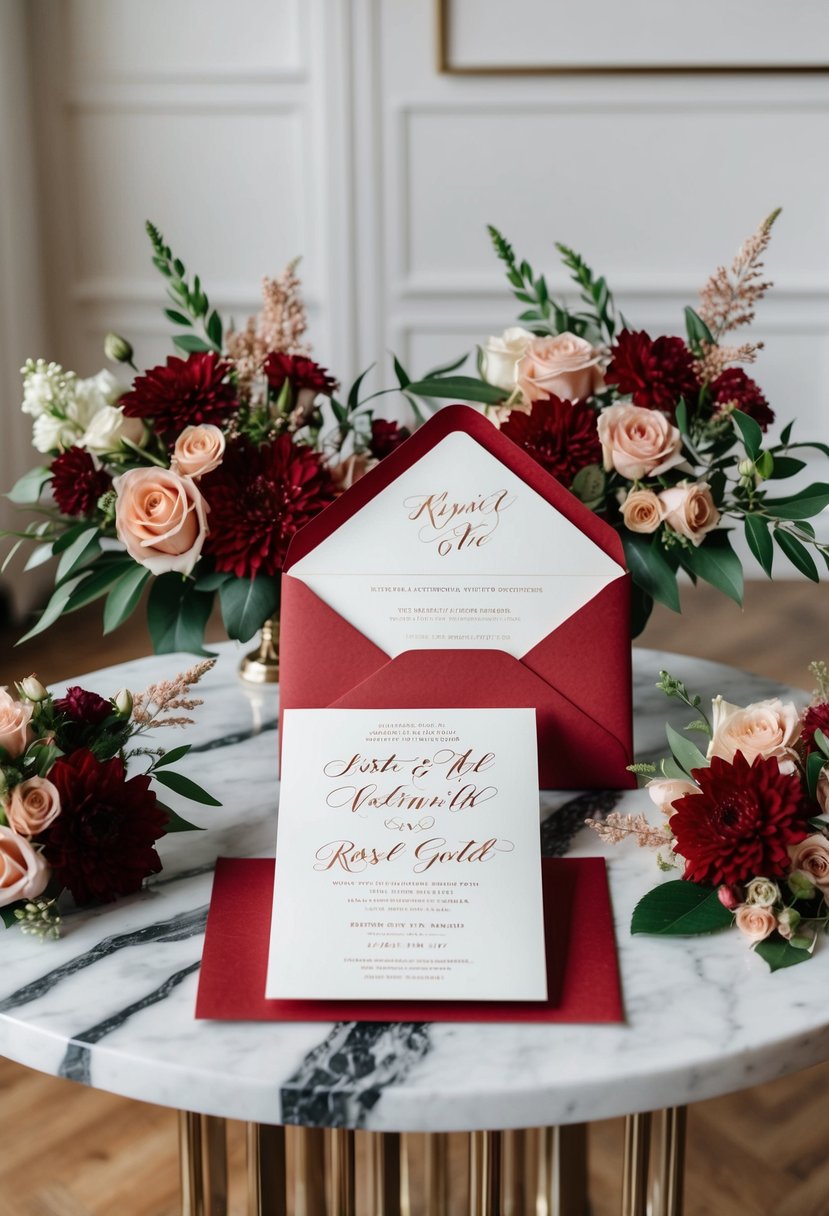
[681,533,743,605]
[570,463,605,508]
[346,364,375,414]
[629,583,654,639]
[392,355,411,388]
[684,306,715,353]
[675,398,689,436]
[7,466,51,505]
[755,935,813,972]
[64,560,135,613]
[206,309,223,349]
[219,576,279,643]
[17,575,86,643]
[173,333,212,354]
[404,377,507,405]
[153,769,221,806]
[732,409,763,460]
[631,881,733,936]
[423,353,469,379]
[55,527,101,584]
[51,521,91,555]
[194,570,233,592]
[665,723,708,777]
[622,533,681,612]
[157,800,204,832]
[774,529,819,581]
[744,514,773,576]
[813,729,829,759]
[0,906,20,930]
[147,573,214,655]
[164,308,192,326]
[767,456,806,480]
[154,744,191,768]
[755,449,774,480]
[23,542,57,572]
[763,484,829,520]
[806,750,825,800]
[779,420,794,445]
[103,565,151,634]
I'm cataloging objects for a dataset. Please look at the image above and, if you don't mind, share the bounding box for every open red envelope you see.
[279,405,634,790]
[196,857,624,1024]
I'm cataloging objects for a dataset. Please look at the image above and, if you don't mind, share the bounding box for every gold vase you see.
[238,615,280,685]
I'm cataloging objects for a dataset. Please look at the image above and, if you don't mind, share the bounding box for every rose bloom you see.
[744,877,781,908]
[788,834,829,891]
[81,404,146,455]
[622,488,665,535]
[659,482,720,547]
[707,696,801,766]
[0,688,33,758]
[114,467,208,576]
[516,333,604,404]
[646,776,699,816]
[597,402,683,481]
[329,452,377,494]
[172,424,226,479]
[6,777,61,837]
[480,327,534,392]
[0,825,49,908]
[734,903,777,944]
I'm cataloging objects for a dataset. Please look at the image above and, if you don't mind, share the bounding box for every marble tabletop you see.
[0,644,827,1133]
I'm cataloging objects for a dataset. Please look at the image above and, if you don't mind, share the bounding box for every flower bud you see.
[717,883,743,911]
[745,877,780,908]
[18,675,47,703]
[104,332,134,365]
[777,906,800,940]
[738,458,756,479]
[113,688,133,718]
[788,870,816,900]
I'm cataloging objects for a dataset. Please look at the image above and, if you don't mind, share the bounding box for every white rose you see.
[82,405,146,454]
[31,412,79,454]
[74,370,123,429]
[480,327,535,392]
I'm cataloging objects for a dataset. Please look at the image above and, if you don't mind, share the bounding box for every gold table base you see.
[178,1109,686,1215]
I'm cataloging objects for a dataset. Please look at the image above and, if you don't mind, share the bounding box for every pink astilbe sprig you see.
[585,812,670,849]
[226,260,310,397]
[695,340,762,387]
[130,659,216,730]
[697,209,780,341]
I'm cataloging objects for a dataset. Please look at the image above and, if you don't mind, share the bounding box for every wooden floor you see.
[0,580,827,1215]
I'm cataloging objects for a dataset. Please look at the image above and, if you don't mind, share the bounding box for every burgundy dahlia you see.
[801,702,829,755]
[369,419,410,460]
[671,752,811,888]
[606,329,699,415]
[51,447,111,517]
[53,686,112,726]
[499,395,602,487]
[709,368,775,432]
[44,748,167,904]
[200,434,335,578]
[264,352,338,399]
[121,352,238,435]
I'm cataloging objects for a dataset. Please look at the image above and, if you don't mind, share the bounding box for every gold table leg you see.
[178,1112,228,1216]
[247,1123,287,1216]
[533,1125,588,1216]
[652,1107,687,1216]
[326,1128,356,1216]
[622,1112,652,1216]
[469,1130,502,1215]
[292,1126,326,1216]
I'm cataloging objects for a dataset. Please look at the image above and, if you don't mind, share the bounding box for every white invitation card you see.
[267,707,547,1001]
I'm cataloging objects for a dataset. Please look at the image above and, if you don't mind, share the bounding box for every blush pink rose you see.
[516,333,604,404]
[0,689,33,758]
[788,834,829,891]
[707,696,801,766]
[622,488,665,535]
[734,903,776,943]
[0,826,49,908]
[329,452,377,494]
[6,777,61,837]
[172,424,226,479]
[597,402,683,481]
[114,467,208,576]
[659,482,720,547]
[646,776,699,816]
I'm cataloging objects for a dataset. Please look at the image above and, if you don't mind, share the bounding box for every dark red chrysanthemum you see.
[44,748,167,904]
[121,352,238,435]
[606,329,700,415]
[709,368,775,432]
[264,352,338,398]
[200,435,335,578]
[499,395,602,487]
[369,419,410,460]
[51,447,111,517]
[53,686,112,725]
[801,702,829,754]
[671,752,811,888]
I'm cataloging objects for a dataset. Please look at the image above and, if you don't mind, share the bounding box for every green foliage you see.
[732,409,763,460]
[7,466,52,505]
[146,221,222,354]
[681,533,743,606]
[631,881,734,936]
[774,528,819,581]
[487,224,588,337]
[148,573,215,655]
[622,533,681,612]
[219,575,280,644]
[555,242,618,341]
[684,306,715,355]
[744,514,773,576]
[403,376,507,406]
[103,565,151,634]
[755,934,813,972]
[157,801,204,832]
[153,769,221,806]
[665,723,708,778]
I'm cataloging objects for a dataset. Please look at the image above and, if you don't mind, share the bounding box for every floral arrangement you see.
[3,224,410,655]
[588,664,829,971]
[406,210,829,634]
[0,660,219,939]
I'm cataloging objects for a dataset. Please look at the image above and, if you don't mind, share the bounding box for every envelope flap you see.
[285,405,625,571]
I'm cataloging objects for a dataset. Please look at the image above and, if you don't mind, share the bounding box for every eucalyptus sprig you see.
[555,242,618,342]
[487,225,589,338]
[146,221,223,356]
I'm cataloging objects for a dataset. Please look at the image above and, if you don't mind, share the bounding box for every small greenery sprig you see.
[146,221,224,356]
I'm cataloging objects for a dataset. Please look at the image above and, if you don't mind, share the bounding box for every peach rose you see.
[734,903,776,943]
[646,777,699,816]
[659,482,720,546]
[329,452,377,494]
[172,425,225,479]
[597,402,683,481]
[516,333,604,404]
[0,689,33,759]
[0,826,49,908]
[622,488,665,535]
[480,327,535,392]
[114,467,208,576]
[6,777,61,837]
[788,834,829,891]
[708,696,801,766]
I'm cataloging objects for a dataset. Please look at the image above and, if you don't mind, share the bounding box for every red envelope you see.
[280,405,634,790]
[196,856,624,1024]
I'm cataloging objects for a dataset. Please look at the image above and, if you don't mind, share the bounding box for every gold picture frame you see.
[435,0,829,76]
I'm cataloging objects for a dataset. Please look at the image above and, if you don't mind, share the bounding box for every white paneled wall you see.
[4,0,829,604]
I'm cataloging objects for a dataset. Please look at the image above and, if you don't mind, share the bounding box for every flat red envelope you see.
[196,857,624,1024]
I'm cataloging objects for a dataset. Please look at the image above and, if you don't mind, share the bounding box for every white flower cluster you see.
[20,358,143,456]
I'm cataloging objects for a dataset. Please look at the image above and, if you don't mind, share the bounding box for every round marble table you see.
[0,645,827,1216]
